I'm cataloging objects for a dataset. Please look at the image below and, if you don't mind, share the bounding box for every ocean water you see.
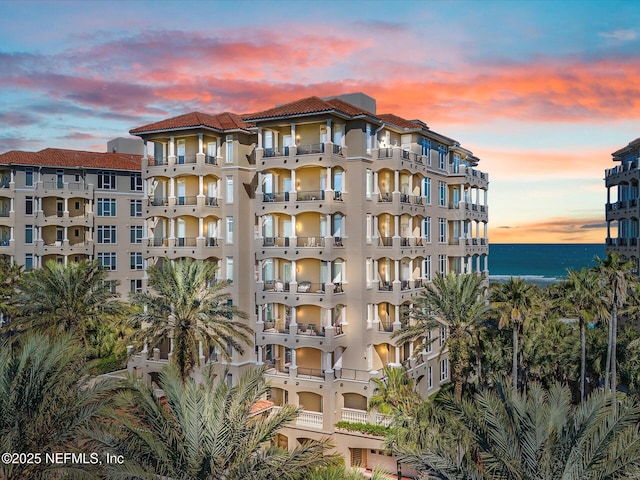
[489,243,606,285]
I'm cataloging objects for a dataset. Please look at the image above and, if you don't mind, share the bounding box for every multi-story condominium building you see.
[606,137,640,272]
[128,93,489,472]
[0,140,146,298]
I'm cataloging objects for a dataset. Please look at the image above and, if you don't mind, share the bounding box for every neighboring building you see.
[0,144,145,298]
[605,137,640,272]
[127,93,489,471]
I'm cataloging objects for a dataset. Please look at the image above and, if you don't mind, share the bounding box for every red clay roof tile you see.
[0,148,142,171]
[130,111,250,135]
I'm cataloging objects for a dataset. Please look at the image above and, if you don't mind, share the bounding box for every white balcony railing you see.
[341,408,367,423]
[297,410,323,428]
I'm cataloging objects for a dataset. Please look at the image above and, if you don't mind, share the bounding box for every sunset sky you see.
[1,0,639,243]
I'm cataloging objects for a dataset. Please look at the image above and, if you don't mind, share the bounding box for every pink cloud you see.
[492,216,607,243]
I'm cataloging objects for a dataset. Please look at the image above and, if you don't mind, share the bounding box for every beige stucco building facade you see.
[0,143,146,298]
[127,93,489,471]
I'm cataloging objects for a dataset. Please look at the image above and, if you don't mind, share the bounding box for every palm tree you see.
[95,366,338,479]
[306,465,389,479]
[595,252,635,394]
[128,258,252,381]
[490,277,538,390]
[369,366,422,415]
[0,333,116,480]
[394,273,489,400]
[554,268,607,401]
[11,259,126,354]
[399,380,640,479]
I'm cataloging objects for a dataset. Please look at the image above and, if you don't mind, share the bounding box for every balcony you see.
[335,368,374,382]
[296,190,325,202]
[262,192,289,203]
[341,408,368,423]
[296,367,325,380]
[149,198,169,206]
[296,143,324,155]
[147,237,169,247]
[263,236,290,247]
[296,281,324,294]
[175,154,198,165]
[297,236,323,248]
[296,410,323,428]
[176,237,197,247]
[175,196,198,206]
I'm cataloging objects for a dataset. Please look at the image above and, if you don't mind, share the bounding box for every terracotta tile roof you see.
[378,113,427,131]
[130,111,250,135]
[0,148,142,171]
[243,96,374,121]
[249,399,275,416]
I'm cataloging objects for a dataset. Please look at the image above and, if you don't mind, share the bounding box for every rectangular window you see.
[25,225,33,244]
[104,280,117,294]
[25,168,33,187]
[439,218,446,243]
[424,178,431,204]
[130,173,142,191]
[97,225,117,244]
[438,181,446,206]
[130,279,142,293]
[177,139,186,164]
[226,257,233,282]
[428,365,433,389]
[425,330,432,354]
[439,254,447,274]
[424,256,431,281]
[440,325,447,346]
[130,199,142,217]
[225,176,234,203]
[441,358,449,381]
[130,252,143,270]
[366,169,373,199]
[438,146,447,170]
[56,170,64,188]
[25,254,33,271]
[424,216,431,243]
[25,196,33,215]
[226,216,233,243]
[97,198,116,216]
[98,252,117,271]
[130,225,143,244]
[207,141,217,162]
[225,135,233,163]
[98,171,116,190]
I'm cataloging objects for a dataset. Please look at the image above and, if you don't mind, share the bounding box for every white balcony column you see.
[257,346,263,366]
[374,303,380,324]
[63,198,69,216]
[10,226,14,241]
[198,218,204,240]
[257,173,264,195]
[143,139,149,158]
[169,136,175,157]
[257,127,263,149]
[324,351,333,374]
[290,306,297,328]
[409,342,414,358]
[484,222,488,242]
[324,308,332,328]
[373,259,379,284]
[291,260,297,283]
[88,199,93,214]
[393,304,401,328]
[88,226,93,242]
[198,133,204,154]
[290,214,297,244]
[393,170,400,193]
[326,120,332,144]
[484,255,489,273]
[484,189,488,207]
[476,221,480,240]
[290,124,296,145]
[476,255,481,272]
[169,218,175,239]
[198,175,204,197]
[257,305,263,324]
[373,171,379,194]
[476,187,480,205]
[63,226,68,242]
[290,348,297,368]
[257,260,264,282]
[393,215,400,238]
[394,345,401,366]
[169,177,175,200]
[10,170,14,184]
[290,170,296,194]
[325,166,332,193]
[394,260,400,284]
[367,304,373,328]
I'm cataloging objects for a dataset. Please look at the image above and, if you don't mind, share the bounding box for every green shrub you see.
[335,421,391,437]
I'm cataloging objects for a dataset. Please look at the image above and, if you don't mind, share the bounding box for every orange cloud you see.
[491,217,607,243]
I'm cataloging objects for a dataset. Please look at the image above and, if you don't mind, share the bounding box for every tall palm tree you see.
[399,380,640,480]
[554,268,607,401]
[369,366,422,415]
[595,252,635,394]
[128,258,252,381]
[95,366,338,479]
[0,334,116,480]
[490,277,537,390]
[394,273,489,400]
[11,259,126,354]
